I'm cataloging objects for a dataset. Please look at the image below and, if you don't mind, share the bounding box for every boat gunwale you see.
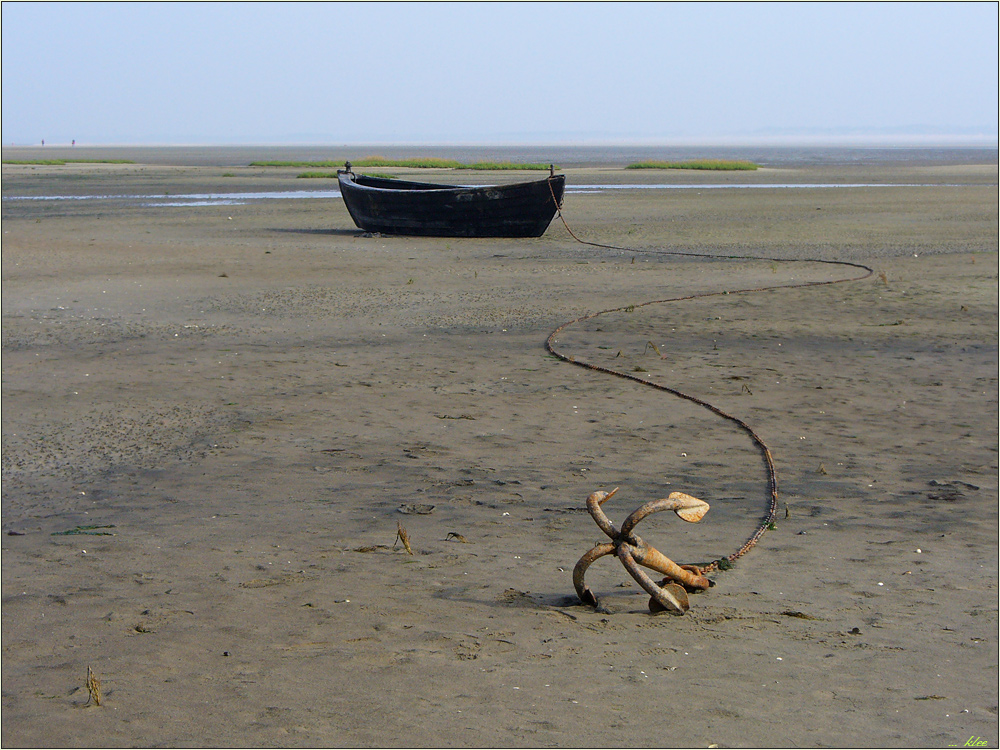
[339,172,565,195]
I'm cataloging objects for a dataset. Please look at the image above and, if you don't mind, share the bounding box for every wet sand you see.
[2,148,998,747]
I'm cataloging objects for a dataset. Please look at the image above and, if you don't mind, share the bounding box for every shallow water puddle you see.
[2,189,345,206]
[566,183,943,192]
[2,184,954,206]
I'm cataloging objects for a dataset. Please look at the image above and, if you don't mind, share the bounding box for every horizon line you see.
[4,133,999,150]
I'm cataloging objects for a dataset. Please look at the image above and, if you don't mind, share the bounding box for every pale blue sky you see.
[2,1,997,145]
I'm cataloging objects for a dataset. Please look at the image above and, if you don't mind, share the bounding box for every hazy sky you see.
[2,1,997,145]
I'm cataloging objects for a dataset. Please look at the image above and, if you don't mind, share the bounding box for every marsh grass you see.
[2,159,135,165]
[296,171,398,179]
[356,157,463,169]
[253,157,462,169]
[51,524,116,536]
[626,159,758,171]
[460,162,553,171]
[256,157,556,171]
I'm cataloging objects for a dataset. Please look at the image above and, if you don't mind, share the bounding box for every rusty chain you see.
[545,176,873,577]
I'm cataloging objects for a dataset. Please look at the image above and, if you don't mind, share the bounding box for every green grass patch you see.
[2,159,135,166]
[3,159,71,165]
[253,157,462,169]
[459,162,553,171]
[256,156,556,171]
[297,171,398,179]
[51,524,117,536]
[626,159,758,171]
[354,156,464,169]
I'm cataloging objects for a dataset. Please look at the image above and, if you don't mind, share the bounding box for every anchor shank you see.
[629,542,711,591]
[618,544,688,614]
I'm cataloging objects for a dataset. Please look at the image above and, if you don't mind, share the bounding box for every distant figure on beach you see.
[72,140,76,146]
[41,139,44,146]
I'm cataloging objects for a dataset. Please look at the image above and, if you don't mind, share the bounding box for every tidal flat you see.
[2,144,997,747]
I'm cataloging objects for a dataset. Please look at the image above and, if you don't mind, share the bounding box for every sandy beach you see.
[2,146,997,748]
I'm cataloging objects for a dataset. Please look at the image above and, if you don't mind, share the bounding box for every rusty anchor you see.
[573,487,712,615]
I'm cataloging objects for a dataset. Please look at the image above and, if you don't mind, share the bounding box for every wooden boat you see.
[337,163,565,237]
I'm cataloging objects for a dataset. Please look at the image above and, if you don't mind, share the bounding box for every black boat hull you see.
[337,172,565,237]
